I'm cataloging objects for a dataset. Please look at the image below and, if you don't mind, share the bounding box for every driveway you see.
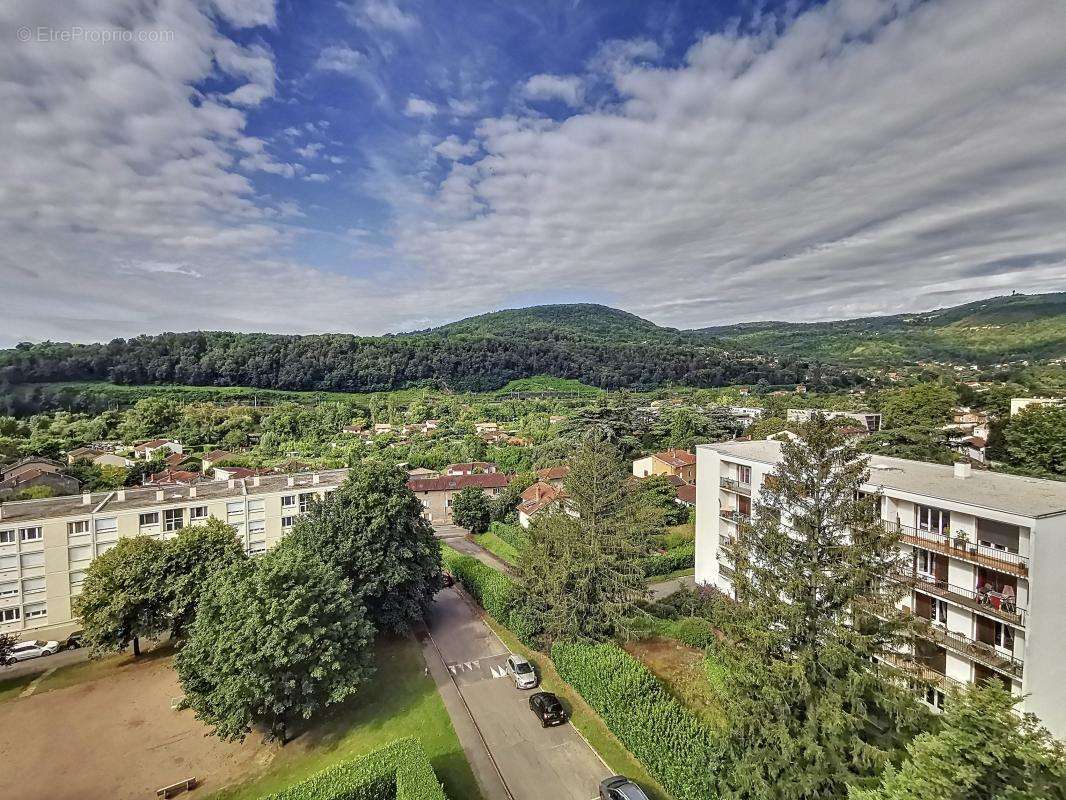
[434,524,516,575]
[647,573,696,600]
[424,586,609,800]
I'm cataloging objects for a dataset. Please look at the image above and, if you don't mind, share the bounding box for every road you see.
[0,646,88,681]
[647,573,697,600]
[434,523,516,575]
[423,585,610,800]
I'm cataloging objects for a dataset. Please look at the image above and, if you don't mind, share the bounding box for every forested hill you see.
[695,292,1066,366]
[421,303,676,342]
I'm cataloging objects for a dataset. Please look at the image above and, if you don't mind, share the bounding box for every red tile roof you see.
[536,465,570,481]
[653,449,696,468]
[675,484,697,505]
[407,473,510,493]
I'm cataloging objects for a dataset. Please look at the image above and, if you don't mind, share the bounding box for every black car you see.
[529,691,567,727]
[599,776,651,800]
[61,630,84,650]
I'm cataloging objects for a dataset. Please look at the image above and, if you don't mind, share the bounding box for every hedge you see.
[441,546,539,645]
[551,641,721,800]
[642,542,696,578]
[262,737,446,800]
[488,521,528,551]
[629,615,717,650]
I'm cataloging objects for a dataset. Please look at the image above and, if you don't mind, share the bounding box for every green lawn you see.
[0,673,37,703]
[207,636,482,800]
[473,532,521,565]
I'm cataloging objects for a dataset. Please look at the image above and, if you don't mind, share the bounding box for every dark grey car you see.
[599,775,651,800]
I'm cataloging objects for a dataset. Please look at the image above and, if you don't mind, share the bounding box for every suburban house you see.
[91,453,135,469]
[66,447,134,469]
[406,472,510,524]
[0,457,81,499]
[631,449,697,483]
[695,439,1066,739]
[201,450,233,471]
[536,465,570,487]
[373,423,396,435]
[517,481,565,528]
[445,461,498,476]
[0,468,348,641]
[722,406,766,427]
[479,430,510,444]
[406,467,440,480]
[785,409,883,432]
[133,439,183,460]
[1009,397,1064,416]
[473,422,499,434]
[675,483,696,507]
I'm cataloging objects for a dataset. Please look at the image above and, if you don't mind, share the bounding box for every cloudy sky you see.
[2,0,1065,346]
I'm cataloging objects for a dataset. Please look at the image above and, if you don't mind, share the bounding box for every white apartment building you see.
[0,469,349,642]
[695,440,1066,739]
[785,409,882,431]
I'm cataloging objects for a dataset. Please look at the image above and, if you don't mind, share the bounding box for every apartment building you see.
[695,439,1066,739]
[785,409,882,432]
[631,449,696,483]
[406,472,509,524]
[0,469,349,642]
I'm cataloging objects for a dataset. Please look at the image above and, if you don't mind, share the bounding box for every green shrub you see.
[552,640,721,800]
[441,546,517,620]
[262,737,446,800]
[642,542,695,578]
[488,521,528,551]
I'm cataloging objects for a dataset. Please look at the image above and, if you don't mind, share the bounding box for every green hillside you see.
[696,292,1066,366]
[425,303,674,342]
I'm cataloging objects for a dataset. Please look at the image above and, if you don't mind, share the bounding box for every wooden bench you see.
[156,778,196,798]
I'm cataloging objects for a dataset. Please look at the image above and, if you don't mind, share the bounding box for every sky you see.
[2,0,1065,346]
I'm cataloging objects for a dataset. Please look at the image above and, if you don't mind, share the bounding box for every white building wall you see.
[694,448,721,587]
[1021,513,1066,739]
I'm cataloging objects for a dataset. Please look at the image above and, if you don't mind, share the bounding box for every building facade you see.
[0,469,348,642]
[406,472,510,524]
[631,449,697,483]
[695,440,1066,739]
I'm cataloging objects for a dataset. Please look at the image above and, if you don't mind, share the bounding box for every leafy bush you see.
[627,614,717,650]
[552,640,721,800]
[262,737,446,800]
[642,542,695,578]
[488,521,528,551]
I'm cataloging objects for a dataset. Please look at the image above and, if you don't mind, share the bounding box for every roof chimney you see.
[156,490,165,501]
[82,492,92,505]
[252,476,260,487]
[117,489,126,501]
[953,462,972,479]
[228,479,236,489]
[188,486,197,498]
[312,473,320,485]
[287,477,295,487]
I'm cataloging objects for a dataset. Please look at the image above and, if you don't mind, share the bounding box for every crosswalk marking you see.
[490,664,507,679]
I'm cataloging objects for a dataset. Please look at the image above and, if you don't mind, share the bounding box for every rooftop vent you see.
[82,492,92,505]
[189,487,197,498]
[155,490,165,501]
[954,462,972,480]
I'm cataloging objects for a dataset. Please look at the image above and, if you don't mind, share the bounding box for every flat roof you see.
[0,469,350,525]
[700,440,1066,519]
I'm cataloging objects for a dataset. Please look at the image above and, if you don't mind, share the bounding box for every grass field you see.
[623,638,727,729]
[208,635,482,800]
[473,531,521,565]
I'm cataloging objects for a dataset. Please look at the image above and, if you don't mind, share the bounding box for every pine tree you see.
[519,438,660,642]
[710,413,928,799]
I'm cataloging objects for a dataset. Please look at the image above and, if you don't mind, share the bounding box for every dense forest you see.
[0,315,849,396]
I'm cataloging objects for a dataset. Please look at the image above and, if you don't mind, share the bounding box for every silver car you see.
[506,654,538,689]
[4,639,59,665]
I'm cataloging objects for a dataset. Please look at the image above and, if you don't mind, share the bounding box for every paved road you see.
[434,524,516,575]
[0,646,88,681]
[424,586,610,800]
[647,573,697,600]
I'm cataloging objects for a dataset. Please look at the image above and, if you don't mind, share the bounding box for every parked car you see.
[506,654,538,689]
[3,639,60,665]
[599,776,651,800]
[61,630,84,650]
[528,691,567,727]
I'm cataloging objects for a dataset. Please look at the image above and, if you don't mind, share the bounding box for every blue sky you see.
[2,0,1065,345]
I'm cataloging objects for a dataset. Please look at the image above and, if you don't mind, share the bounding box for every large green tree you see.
[710,414,928,800]
[165,518,246,637]
[858,426,957,465]
[1001,404,1066,478]
[175,541,375,743]
[451,485,492,533]
[851,683,1066,800]
[73,535,171,657]
[284,461,442,632]
[878,383,957,429]
[519,439,660,642]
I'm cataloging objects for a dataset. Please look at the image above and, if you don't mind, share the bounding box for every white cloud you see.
[295,142,324,159]
[432,135,479,161]
[342,0,418,33]
[314,44,366,76]
[522,74,584,107]
[404,96,438,117]
[448,98,480,117]
[303,173,330,183]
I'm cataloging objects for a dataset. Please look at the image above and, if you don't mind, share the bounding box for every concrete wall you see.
[1022,513,1066,739]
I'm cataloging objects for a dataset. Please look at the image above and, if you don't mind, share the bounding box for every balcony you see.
[719,476,751,495]
[888,521,1028,578]
[719,508,750,524]
[913,619,1023,680]
[908,572,1025,627]
[718,562,735,579]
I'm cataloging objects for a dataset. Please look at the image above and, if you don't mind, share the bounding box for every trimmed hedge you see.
[642,542,696,578]
[488,521,528,551]
[262,737,446,800]
[441,546,539,645]
[552,641,721,800]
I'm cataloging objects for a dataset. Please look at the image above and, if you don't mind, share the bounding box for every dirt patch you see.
[0,655,275,800]
[623,637,726,728]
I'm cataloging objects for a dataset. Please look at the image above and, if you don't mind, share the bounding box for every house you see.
[536,465,570,488]
[517,481,565,528]
[407,467,440,480]
[479,430,510,444]
[201,450,233,471]
[722,406,766,427]
[549,415,565,425]
[406,472,510,525]
[91,453,135,469]
[631,449,697,483]
[373,423,396,435]
[675,483,696,507]
[1009,398,1064,417]
[0,457,80,499]
[785,409,882,432]
[340,425,366,435]
[445,462,498,476]
[473,422,499,434]
[145,468,200,486]
[133,439,183,460]
[695,438,1066,739]
[66,446,102,464]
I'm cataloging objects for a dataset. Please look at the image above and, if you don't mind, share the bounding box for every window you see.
[22,577,45,595]
[995,622,1015,650]
[20,551,44,569]
[96,542,115,556]
[0,582,17,598]
[299,493,315,513]
[281,494,296,508]
[68,520,90,536]
[738,465,752,485]
[0,554,16,572]
[248,519,265,536]
[19,527,42,543]
[227,501,244,520]
[70,570,86,588]
[95,517,117,535]
[931,599,947,624]
[916,549,935,576]
[24,603,46,620]
[247,542,267,555]
[163,509,183,532]
[69,545,92,564]
[924,687,945,710]
[917,505,950,535]
[247,499,265,515]
[0,530,13,545]
[190,506,208,521]
[139,512,159,528]
[281,516,296,530]
[0,607,20,623]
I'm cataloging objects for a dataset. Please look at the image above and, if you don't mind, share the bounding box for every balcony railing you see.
[881,653,965,691]
[718,563,735,579]
[914,619,1023,680]
[719,476,751,495]
[719,508,750,524]
[887,521,1028,577]
[909,572,1025,627]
